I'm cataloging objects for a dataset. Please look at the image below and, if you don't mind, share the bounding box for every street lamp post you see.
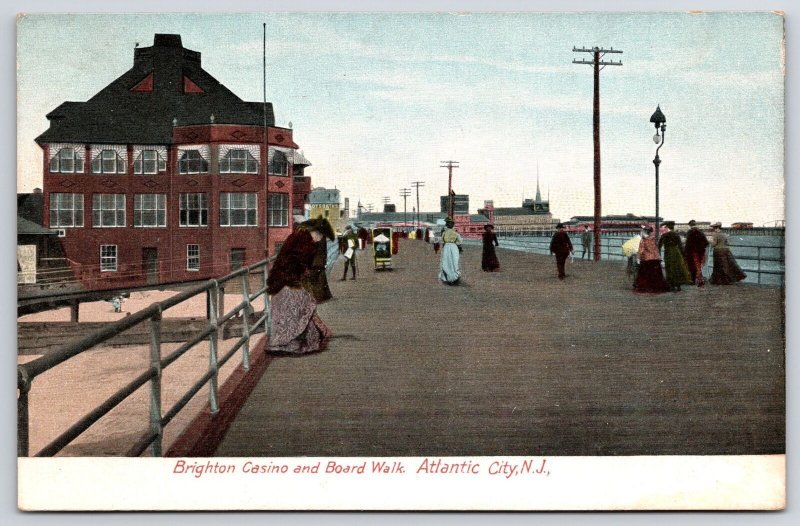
[650,105,666,244]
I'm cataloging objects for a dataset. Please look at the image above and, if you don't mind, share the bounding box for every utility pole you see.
[440,161,459,218]
[400,188,411,231]
[572,46,622,261]
[411,181,425,228]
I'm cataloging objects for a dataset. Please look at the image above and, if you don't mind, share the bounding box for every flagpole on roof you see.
[263,22,270,257]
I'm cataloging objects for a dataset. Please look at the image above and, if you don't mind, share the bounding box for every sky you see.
[16,10,785,226]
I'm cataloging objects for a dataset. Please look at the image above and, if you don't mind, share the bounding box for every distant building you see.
[383,204,396,213]
[309,187,343,233]
[565,214,665,234]
[440,194,469,215]
[477,179,557,234]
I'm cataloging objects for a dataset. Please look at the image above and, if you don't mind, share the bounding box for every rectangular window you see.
[268,193,289,227]
[186,244,200,271]
[100,245,118,272]
[92,194,126,227]
[134,149,167,174]
[220,192,257,227]
[179,193,208,227]
[49,147,85,173]
[134,194,167,227]
[49,193,84,227]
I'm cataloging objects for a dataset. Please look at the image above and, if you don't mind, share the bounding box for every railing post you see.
[240,272,253,371]
[264,263,271,340]
[757,247,762,285]
[17,368,31,457]
[148,308,163,457]
[208,283,220,415]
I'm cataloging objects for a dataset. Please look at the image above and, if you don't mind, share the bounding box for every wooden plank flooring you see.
[215,239,785,457]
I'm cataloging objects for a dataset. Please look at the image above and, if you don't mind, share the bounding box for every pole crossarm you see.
[573,59,623,66]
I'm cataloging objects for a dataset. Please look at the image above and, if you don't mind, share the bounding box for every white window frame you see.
[91,148,127,174]
[100,245,118,272]
[179,193,209,227]
[220,192,257,227]
[220,148,259,174]
[268,193,289,227]
[186,244,200,271]
[49,193,84,228]
[133,147,167,174]
[92,194,126,228]
[178,148,210,174]
[49,146,85,174]
[134,194,167,227]
[268,148,289,176]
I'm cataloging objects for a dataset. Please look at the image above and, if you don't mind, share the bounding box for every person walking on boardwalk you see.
[634,226,669,293]
[340,224,358,281]
[658,221,692,292]
[580,226,593,260]
[299,218,335,303]
[266,252,332,356]
[432,229,441,254]
[683,219,709,287]
[709,222,747,285]
[439,217,463,285]
[481,224,500,272]
[549,223,573,280]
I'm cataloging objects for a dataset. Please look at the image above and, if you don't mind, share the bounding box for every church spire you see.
[535,163,542,203]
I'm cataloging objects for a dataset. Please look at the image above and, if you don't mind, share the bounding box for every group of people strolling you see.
[435,218,501,285]
[634,220,746,293]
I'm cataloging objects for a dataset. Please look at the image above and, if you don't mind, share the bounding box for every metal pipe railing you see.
[17,255,276,457]
[480,233,784,285]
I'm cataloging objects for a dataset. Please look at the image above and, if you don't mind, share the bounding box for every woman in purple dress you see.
[267,253,332,356]
[709,223,746,285]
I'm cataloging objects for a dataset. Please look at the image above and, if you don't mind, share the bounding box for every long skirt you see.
[710,248,746,285]
[439,243,461,284]
[684,250,707,285]
[268,287,333,355]
[663,246,692,287]
[634,260,669,293]
[481,245,500,272]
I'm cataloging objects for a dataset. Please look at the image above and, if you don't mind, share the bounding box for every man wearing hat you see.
[658,221,692,292]
[580,225,593,260]
[340,224,358,281]
[481,223,500,272]
[549,223,573,280]
[683,219,709,287]
[439,216,463,285]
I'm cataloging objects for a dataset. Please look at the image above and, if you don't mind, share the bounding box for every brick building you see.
[35,34,303,291]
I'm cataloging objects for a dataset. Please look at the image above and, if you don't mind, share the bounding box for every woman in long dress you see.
[481,224,500,272]
[658,221,692,291]
[267,252,332,355]
[439,217,463,285]
[709,223,747,285]
[298,218,335,303]
[634,226,669,293]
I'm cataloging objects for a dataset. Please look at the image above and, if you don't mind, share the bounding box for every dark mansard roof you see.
[36,34,275,146]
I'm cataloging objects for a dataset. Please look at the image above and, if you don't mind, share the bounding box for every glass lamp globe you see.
[653,133,661,145]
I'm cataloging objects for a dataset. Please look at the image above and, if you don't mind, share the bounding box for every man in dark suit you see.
[549,223,574,280]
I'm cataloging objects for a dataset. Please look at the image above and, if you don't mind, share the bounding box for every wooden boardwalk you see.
[215,239,785,457]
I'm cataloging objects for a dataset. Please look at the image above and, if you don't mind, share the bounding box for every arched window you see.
[268,149,289,176]
[90,146,127,174]
[220,149,258,174]
[49,146,85,173]
[178,150,209,174]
